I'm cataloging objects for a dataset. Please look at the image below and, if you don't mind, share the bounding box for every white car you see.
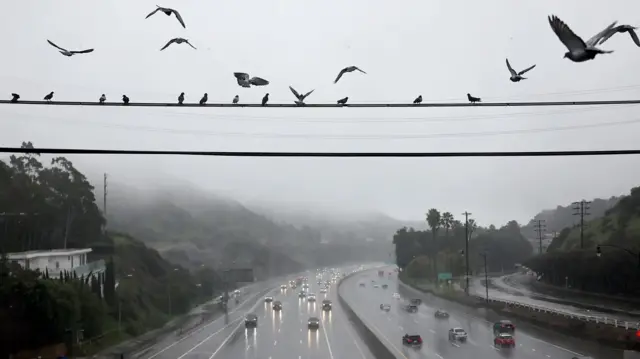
[392,293,401,299]
[307,294,317,302]
[373,284,380,288]
[320,288,327,293]
[448,327,467,342]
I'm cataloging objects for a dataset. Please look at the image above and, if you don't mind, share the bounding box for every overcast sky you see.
[1,0,640,226]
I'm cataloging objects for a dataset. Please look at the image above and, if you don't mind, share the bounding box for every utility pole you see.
[533,219,546,254]
[481,252,489,302]
[463,211,472,294]
[573,200,591,249]
[103,173,108,232]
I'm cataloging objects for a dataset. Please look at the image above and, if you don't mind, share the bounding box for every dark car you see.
[245,313,258,328]
[402,334,423,347]
[272,301,282,310]
[410,298,422,305]
[382,284,388,289]
[359,283,366,287]
[494,333,515,348]
[308,316,320,330]
[298,292,306,298]
[322,300,332,311]
[404,304,418,313]
[493,320,515,335]
[264,296,273,303]
[380,304,391,311]
[434,309,449,319]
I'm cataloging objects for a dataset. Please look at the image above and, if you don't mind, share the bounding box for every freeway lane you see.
[340,268,622,359]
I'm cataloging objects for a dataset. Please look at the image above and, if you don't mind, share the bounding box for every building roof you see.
[7,248,92,260]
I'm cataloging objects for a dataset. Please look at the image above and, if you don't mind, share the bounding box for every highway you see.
[340,268,623,359]
[139,266,375,359]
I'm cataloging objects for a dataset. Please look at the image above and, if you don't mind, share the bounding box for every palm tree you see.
[426,208,441,241]
[467,219,478,237]
[440,212,454,237]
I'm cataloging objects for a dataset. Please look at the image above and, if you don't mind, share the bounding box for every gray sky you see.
[1,0,640,226]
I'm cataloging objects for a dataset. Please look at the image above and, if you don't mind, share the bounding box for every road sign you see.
[437,272,452,280]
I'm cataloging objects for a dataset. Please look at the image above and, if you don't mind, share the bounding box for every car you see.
[264,296,273,303]
[493,320,515,335]
[402,334,423,347]
[359,283,366,287]
[373,284,380,288]
[380,304,391,311]
[494,333,515,348]
[320,288,327,293]
[318,280,322,285]
[382,284,388,289]
[322,300,332,311]
[448,327,467,342]
[245,313,258,328]
[434,310,449,319]
[308,316,320,330]
[392,293,401,299]
[404,304,418,313]
[298,292,306,298]
[280,284,287,289]
[307,294,317,302]
[410,298,422,305]
[273,301,283,311]
[303,283,309,289]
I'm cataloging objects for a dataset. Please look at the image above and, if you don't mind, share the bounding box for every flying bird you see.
[178,92,185,105]
[413,95,422,104]
[548,15,617,62]
[261,93,269,106]
[467,93,481,103]
[145,6,186,28]
[11,93,20,103]
[99,94,106,104]
[337,97,348,105]
[122,95,130,105]
[234,72,269,88]
[289,86,314,105]
[47,40,94,57]
[598,25,640,47]
[233,95,239,104]
[334,66,366,84]
[44,92,54,102]
[505,59,536,82]
[160,38,196,51]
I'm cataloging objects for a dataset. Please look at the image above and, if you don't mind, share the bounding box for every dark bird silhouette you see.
[199,93,208,105]
[261,93,269,106]
[145,6,186,28]
[160,38,196,51]
[178,92,185,105]
[44,91,54,102]
[598,25,640,47]
[548,15,616,62]
[122,95,130,105]
[467,93,481,103]
[11,93,20,103]
[505,59,536,82]
[337,97,348,105]
[99,94,106,104]
[289,86,314,105]
[47,40,94,57]
[413,95,422,104]
[334,66,366,84]
[234,72,269,88]
[233,95,239,104]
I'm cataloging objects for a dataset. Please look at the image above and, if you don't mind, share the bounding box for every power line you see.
[533,220,546,254]
[2,99,640,108]
[573,200,591,249]
[3,148,640,157]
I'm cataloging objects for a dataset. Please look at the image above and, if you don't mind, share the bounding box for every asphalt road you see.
[139,265,375,359]
[341,268,623,359]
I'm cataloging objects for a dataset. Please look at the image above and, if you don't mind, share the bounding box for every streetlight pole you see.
[480,252,489,302]
[462,211,472,294]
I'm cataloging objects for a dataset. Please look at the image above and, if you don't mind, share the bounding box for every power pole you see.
[573,200,590,249]
[533,219,546,254]
[463,211,472,294]
[103,173,108,233]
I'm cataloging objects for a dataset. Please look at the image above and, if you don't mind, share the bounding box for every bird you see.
[178,92,185,105]
[467,93,481,103]
[505,59,536,82]
[289,86,314,105]
[337,97,348,105]
[11,93,20,103]
[334,66,366,84]
[233,95,239,104]
[99,94,106,104]
[548,15,617,62]
[598,25,640,47]
[47,40,94,57]
[122,95,130,105]
[199,93,208,105]
[234,72,269,88]
[44,91,54,102]
[145,6,186,28]
[160,38,196,51]
[261,93,269,106]
[413,95,422,104]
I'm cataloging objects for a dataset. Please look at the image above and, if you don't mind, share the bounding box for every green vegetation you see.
[525,187,640,295]
[393,208,533,280]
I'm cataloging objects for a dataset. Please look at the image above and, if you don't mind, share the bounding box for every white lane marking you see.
[450,342,460,348]
[175,317,242,359]
[546,355,551,358]
[300,339,303,344]
[274,340,277,346]
[532,348,536,351]
[435,354,444,359]
[206,319,244,359]
[428,329,436,334]
[398,325,404,331]
[321,323,335,359]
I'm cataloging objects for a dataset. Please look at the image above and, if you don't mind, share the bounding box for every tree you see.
[426,208,441,242]
[440,212,454,238]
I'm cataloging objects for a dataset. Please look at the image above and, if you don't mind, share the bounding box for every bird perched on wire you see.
[11,93,20,103]
[289,86,314,106]
[598,24,640,47]
[44,91,54,102]
[234,72,269,88]
[178,92,185,105]
[99,94,106,104]
[505,59,536,82]
[261,93,269,106]
[122,95,130,105]
[47,40,94,57]
[413,95,422,104]
[337,97,348,105]
[199,93,208,105]
[160,38,196,51]
[467,93,481,103]
[233,95,239,104]
[548,15,617,62]
[334,66,366,84]
[145,6,186,28]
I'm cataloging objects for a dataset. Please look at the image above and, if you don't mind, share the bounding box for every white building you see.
[7,248,105,279]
